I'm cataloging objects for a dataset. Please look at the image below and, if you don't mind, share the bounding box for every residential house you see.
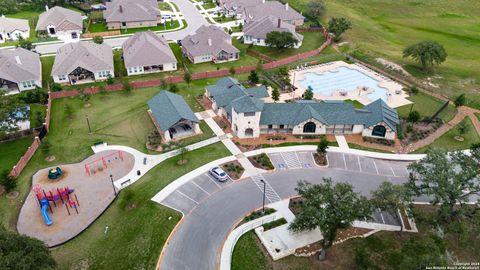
[206,77,400,140]
[243,16,303,48]
[104,0,161,30]
[0,48,41,94]
[51,42,114,85]
[217,0,261,18]
[181,25,239,64]
[36,6,83,42]
[0,16,30,43]
[148,90,201,142]
[123,31,177,76]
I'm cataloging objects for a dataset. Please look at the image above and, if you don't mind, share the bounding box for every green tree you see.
[454,93,466,107]
[169,84,179,93]
[178,146,189,164]
[266,31,298,50]
[0,170,16,193]
[0,91,27,136]
[278,67,289,77]
[271,87,280,101]
[0,225,56,269]
[122,80,132,94]
[92,36,104,44]
[403,41,447,71]
[248,71,259,84]
[17,36,33,51]
[0,0,18,15]
[255,60,263,73]
[407,110,420,123]
[289,179,372,257]
[304,87,314,100]
[371,182,410,232]
[106,74,115,85]
[307,0,326,20]
[391,234,447,269]
[229,66,236,77]
[327,17,352,42]
[457,120,469,135]
[184,72,192,87]
[406,148,480,224]
[317,135,329,156]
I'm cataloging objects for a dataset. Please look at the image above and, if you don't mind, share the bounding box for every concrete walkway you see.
[335,135,349,149]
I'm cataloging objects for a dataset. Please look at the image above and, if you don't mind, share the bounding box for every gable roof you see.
[147,91,199,131]
[122,31,176,68]
[36,6,83,31]
[227,95,264,113]
[244,15,303,41]
[0,48,41,83]
[243,1,304,22]
[0,17,29,33]
[181,25,239,57]
[362,99,400,131]
[220,0,262,11]
[206,77,268,108]
[104,0,160,23]
[51,42,113,76]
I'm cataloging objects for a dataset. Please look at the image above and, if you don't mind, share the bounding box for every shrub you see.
[0,170,16,193]
[454,94,466,107]
[457,121,469,135]
[169,84,179,93]
[106,74,115,85]
[407,110,421,123]
[50,82,62,92]
[18,89,48,104]
[122,80,132,94]
[92,36,104,44]
[409,85,419,95]
[317,135,329,155]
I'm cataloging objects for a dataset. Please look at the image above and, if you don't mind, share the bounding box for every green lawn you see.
[415,117,479,153]
[0,136,34,173]
[397,92,457,123]
[347,143,394,153]
[40,56,55,88]
[88,21,109,33]
[232,232,271,270]
[159,2,173,11]
[29,104,47,128]
[284,0,480,109]
[89,20,184,34]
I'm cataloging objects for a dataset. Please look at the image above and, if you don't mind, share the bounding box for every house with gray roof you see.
[148,91,201,142]
[217,0,262,17]
[104,0,161,30]
[36,6,83,42]
[0,16,30,44]
[206,77,399,140]
[242,0,304,26]
[51,42,114,85]
[243,16,303,48]
[123,31,177,76]
[181,25,239,64]
[0,48,41,94]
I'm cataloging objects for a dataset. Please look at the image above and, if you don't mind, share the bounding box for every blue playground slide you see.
[40,198,53,226]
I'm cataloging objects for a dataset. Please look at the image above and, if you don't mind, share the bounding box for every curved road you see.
[158,151,424,270]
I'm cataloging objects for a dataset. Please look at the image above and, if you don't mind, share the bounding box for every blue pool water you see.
[298,66,389,101]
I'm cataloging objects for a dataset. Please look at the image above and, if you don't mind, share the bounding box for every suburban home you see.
[0,16,30,43]
[123,31,177,76]
[51,42,114,85]
[104,0,161,30]
[181,25,239,64]
[217,0,261,18]
[0,48,42,94]
[242,0,304,26]
[148,90,201,142]
[35,6,83,42]
[206,77,400,140]
[243,16,303,48]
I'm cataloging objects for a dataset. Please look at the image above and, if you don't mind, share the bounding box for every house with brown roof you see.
[36,6,83,42]
[104,0,161,30]
[243,16,303,48]
[123,31,177,76]
[51,42,114,85]
[181,25,239,64]
[0,48,42,94]
[0,16,30,43]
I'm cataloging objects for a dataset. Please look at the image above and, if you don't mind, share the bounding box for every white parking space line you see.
[373,160,379,175]
[176,190,199,205]
[191,180,210,195]
[390,167,396,177]
[379,209,385,224]
[357,156,362,172]
[206,174,222,189]
[342,154,347,170]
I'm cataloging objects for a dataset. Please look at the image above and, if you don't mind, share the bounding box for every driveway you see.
[158,151,419,270]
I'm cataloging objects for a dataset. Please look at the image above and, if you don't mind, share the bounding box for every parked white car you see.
[209,166,228,182]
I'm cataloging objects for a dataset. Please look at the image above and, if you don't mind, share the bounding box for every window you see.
[22,80,35,88]
[71,32,78,39]
[244,112,255,117]
[98,71,111,78]
[58,75,66,81]
[303,122,316,133]
[279,125,284,129]
[372,125,387,137]
[268,125,273,129]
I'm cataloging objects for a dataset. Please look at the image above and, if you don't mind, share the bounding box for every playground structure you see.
[85,150,124,176]
[32,184,80,226]
[48,167,63,180]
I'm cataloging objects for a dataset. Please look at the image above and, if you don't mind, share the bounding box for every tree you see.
[0,225,56,269]
[106,74,115,85]
[178,147,189,165]
[407,110,420,123]
[327,17,352,42]
[371,182,410,232]
[265,31,298,50]
[255,60,263,73]
[248,71,259,84]
[406,148,480,224]
[391,234,447,269]
[271,87,280,101]
[229,66,236,77]
[289,179,372,257]
[92,36,104,44]
[457,120,469,135]
[0,0,18,15]
[454,93,466,107]
[403,41,447,71]
[184,72,192,87]
[307,0,326,20]
[122,80,132,94]
[0,170,16,193]
[0,90,28,137]
[160,79,168,89]
[17,36,33,51]
[304,87,314,100]
[169,84,179,93]
[317,136,329,156]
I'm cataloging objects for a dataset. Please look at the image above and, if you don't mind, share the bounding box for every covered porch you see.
[163,120,201,142]
[0,77,20,94]
[68,67,95,85]
[143,64,166,74]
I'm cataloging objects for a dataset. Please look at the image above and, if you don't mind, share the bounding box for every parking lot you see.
[268,151,410,178]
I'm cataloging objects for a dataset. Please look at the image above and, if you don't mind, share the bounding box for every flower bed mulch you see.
[313,153,327,166]
[248,153,274,170]
[220,160,245,180]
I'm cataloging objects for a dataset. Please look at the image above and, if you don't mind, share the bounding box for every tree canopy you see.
[304,87,314,100]
[0,91,28,137]
[327,17,352,42]
[403,41,447,71]
[265,31,298,50]
[371,182,410,231]
[306,0,326,23]
[289,179,372,251]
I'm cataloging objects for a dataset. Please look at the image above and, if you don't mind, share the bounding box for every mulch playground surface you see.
[17,150,134,247]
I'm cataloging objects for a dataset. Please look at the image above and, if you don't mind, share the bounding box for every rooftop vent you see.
[15,56,21,65]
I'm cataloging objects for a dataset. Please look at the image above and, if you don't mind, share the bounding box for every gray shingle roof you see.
[0,48,41,83]
[206,77,268,108]
[220,0,262,10]
[243,1,304,22]
[51,42,113,76]
[104,0,161,23]
[244,15,303,41]
[148,91,199,131]
[181,25,239,57]
[122,31,176,68]
[362,99,400,131]
[36,6,83,32]
[0,17,29,33]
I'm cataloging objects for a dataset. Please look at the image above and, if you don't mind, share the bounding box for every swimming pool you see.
[298,66,389,101]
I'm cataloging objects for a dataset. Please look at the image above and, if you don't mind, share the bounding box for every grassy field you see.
[0,136,34,173]
[415,117,479,153]
[396,92,457,122]
[29,104,47,128]
[232,232,270,270]
[40,56,55,88]
[285,0,480,109]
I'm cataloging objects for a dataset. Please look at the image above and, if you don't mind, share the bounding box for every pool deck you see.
[288,61,412,108]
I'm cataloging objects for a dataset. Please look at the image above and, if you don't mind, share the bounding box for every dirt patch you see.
[45,155,56,162]
[376,58,410,76]
[335,227,373,243]
[213,116,232,134]
[6,191,19,199]
[197,95,213,111]
[400,209,412,230]
[313,153,327,166]
[177,159,189,166]
[288,197,304,216]
[220,160,244,180]
[248,153,274,170]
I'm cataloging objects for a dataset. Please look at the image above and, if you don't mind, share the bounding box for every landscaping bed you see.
[262,218,287,231]
[313,153,327,166]
[248,153,274,170]
[220,160,245,180]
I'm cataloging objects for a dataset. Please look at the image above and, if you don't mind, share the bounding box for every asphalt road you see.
[159,152,419,270]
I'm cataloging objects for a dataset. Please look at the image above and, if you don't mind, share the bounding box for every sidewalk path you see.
[335,135,349,149]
